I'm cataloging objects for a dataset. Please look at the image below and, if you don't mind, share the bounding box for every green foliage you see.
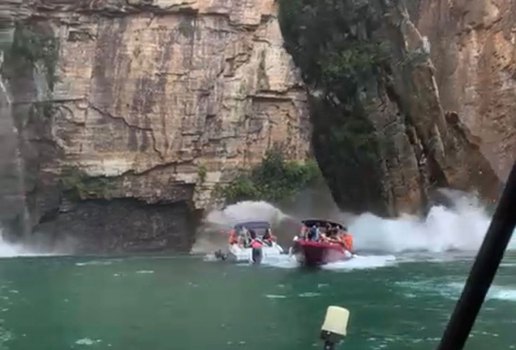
[220,177,261,204]
[32,101,54,118]
[219,148,321,204]
[278,0,388,209]
[398,49,430,68]
[278,0,389,99]
[60,166,117,200]
[4,22,59,90]
[197,165,207,184]
[277,0,388,128]
[320,42,390,94]
[177,18,195,38]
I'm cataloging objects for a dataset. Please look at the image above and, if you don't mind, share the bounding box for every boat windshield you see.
[301,219,344,231]
[233,221,271,237]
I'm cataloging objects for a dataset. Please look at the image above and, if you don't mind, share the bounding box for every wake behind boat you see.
[214,221,284,264]
[290,219,354,267]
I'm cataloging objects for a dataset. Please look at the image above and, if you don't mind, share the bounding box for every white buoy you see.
[320,306,350,349]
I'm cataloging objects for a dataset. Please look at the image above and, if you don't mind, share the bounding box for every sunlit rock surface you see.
[0,0,310,252]
[415,0,516,181]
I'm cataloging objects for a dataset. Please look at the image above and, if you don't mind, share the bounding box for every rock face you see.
[0,2,30,236]
[0,0,310,252]
[278,0,501,216]
[0,0,512,252]
[414,0,516,181]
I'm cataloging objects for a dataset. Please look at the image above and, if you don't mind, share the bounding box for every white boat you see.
[214,221,284,264]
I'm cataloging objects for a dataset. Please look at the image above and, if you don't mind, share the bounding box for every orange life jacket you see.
[342,233,353,252]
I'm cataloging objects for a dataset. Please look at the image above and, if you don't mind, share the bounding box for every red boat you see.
[290,219,353,266]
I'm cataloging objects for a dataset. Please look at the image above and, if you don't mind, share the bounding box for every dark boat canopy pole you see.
[437,162,516,350]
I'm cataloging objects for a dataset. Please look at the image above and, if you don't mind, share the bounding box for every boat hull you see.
[292,240,351,266]
[224,243,284,263]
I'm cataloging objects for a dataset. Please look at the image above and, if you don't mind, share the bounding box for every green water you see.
[0,254,515,350]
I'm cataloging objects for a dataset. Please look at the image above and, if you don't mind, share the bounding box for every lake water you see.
[0,252,515,350]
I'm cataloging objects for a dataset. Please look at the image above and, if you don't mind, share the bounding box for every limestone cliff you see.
[0,0,511,252]
[278,0,501,216]
[414,0,516,182]
[0,0,310,252]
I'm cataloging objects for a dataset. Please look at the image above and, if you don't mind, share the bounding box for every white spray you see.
[0,228,38,257]
[204,200,290,227]
[192,201,293,255]
[350,189,515,253]
[199,189,515,268]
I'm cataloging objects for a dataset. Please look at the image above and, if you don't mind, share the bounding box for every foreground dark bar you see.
[437,162,516,350]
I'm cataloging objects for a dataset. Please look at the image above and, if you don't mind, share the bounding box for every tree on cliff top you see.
[277,0,393,214]
[218,148,321,205]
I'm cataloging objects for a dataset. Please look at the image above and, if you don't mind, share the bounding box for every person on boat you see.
[262,228,276,246]
[317,223,330,242]
[308,225,320,241]
[299,225,309,240]
[325,228,340,244]
[340,227,354,252]
[249,229,263,249]
[238,226,250,247]
[240,228,251,248]
[228,229,238,245]
[250,238,263,250]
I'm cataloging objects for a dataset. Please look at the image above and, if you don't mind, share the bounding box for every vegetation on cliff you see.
[217,148,321,205]
[2,22,59,90]
[278,0,392,214]
[60,167,117,200]
[278,0,389,93]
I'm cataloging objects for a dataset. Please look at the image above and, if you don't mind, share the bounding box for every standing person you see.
[239,226,250,247]
[309,225,321,241]
[249,229,263,250]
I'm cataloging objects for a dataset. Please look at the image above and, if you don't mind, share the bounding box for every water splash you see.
[349,190,515,253]
[204,200,290,227]
[0,227,56,258]
[0,229,35,257]
[321,254,397,271]
[197,199,397,270]
[198,188,514,268]
[397,280,516,303]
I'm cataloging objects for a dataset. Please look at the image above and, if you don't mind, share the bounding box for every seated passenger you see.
[239,226,251,247]
[341,228,354,252]
[242,229,255,248]
[300,225,309,240]
[307,225,320,241]
[262,228,276,246]
[327,229,340,244]
[228,229,238,245]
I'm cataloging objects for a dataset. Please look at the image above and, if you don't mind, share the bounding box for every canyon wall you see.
[0,0,311,252]
[414,0,516,182]
[0,1,30,236]
[0,0,512,252]
[278,0,501,216]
